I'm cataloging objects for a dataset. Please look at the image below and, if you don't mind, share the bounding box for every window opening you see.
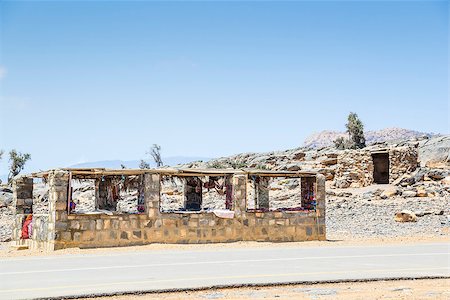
[185,177,202,211]
[247,175,315,212]
[160,175,233,212]
[69,175,145,214]
[301,177,316,210]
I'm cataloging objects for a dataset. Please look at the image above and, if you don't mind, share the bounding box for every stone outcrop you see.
[418,135,450,168]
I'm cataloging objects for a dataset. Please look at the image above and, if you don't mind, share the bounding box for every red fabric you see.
[21,218,32,239]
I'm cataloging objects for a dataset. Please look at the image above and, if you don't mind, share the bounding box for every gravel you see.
[326,195,449,240]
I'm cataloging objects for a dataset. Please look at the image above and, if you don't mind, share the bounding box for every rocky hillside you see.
[0,135,448,243]
[303,127,434,149]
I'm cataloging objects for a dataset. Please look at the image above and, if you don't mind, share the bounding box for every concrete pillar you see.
[232,174,246,219]
[48,170,69,250]
[144,173,161,218]
[315,174,326,240]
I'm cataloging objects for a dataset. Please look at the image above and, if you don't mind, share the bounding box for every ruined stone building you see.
[12,168,326,250]
[333,144,418,188]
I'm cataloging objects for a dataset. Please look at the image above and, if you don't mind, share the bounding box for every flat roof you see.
[30,168,317,178]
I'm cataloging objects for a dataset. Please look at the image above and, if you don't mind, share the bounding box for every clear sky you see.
[0,0,448,174]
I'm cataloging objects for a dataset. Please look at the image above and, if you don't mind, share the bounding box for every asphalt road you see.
[0,242,449,300]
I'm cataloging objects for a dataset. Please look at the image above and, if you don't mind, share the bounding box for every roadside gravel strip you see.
[33,276,450,300]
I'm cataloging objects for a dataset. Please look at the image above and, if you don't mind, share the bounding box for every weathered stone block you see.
[55,221,67,230]
[81,231,95,242]
[70,221,80,230]
[73,232,81,241]
[96,220,103,230]
[111,219,120,230]
[80,220,90,230]
[154,219,162,228]
[60,231,71,241]
[163,219,176,227]
[55,201,67,211]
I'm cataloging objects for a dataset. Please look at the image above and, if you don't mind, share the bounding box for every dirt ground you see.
[77,278,450,300]
[1,236,449,258]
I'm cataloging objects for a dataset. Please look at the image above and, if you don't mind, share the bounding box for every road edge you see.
[32,276,450,300]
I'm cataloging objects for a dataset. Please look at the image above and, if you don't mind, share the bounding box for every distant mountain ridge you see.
[69,156,211,169]
[303,127,435,149]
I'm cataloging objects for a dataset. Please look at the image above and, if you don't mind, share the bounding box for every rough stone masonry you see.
[12,169,326,250]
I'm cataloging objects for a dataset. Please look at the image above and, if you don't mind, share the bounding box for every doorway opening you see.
[372,152,389,184]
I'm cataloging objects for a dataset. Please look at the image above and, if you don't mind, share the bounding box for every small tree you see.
[148,144,163,167]
[346,112,366,149]
[8,150,31,184]
[139,159,150,169]
[333,112,366,149]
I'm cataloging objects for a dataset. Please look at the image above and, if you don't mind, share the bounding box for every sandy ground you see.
[1,236,449,258]
[76,278,450,300]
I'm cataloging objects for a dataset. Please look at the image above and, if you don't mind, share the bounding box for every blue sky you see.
[0,0,448,174]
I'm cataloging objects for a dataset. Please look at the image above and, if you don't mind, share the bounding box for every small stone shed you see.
[333,144,418,188]
[12,168,326,250]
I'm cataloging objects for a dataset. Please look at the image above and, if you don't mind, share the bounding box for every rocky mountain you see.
[303,127,434,149]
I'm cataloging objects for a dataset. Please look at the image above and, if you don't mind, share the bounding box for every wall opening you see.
[160,175,233,212]
[185,177,202,211]
[247,175,315,212]
[69,175,145,214]
[372,153,389,184]
[301,177,316,210]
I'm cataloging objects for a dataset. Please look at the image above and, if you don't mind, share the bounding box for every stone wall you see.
[13,171,326,250]
[12,176,33,214]
[334,150,374,188]
[389,145,418,183]
[333,146,419,188]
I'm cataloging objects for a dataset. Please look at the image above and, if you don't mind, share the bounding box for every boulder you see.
[414,211,432,217]
[402,190,417,198]
[394,210,417,222]
[362,192,373,200]
[418,135,450,168]
[321,158,338,166]
[441,176,450,186]
[381,187,398,198]
[326,190,336,196]
[336,191,352,197]
[286,164,301,171]
[292,152,306,160]
[0,191,13,207]
[426,170,448,181]
[416,188,428,197]
[334,178,351,188]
